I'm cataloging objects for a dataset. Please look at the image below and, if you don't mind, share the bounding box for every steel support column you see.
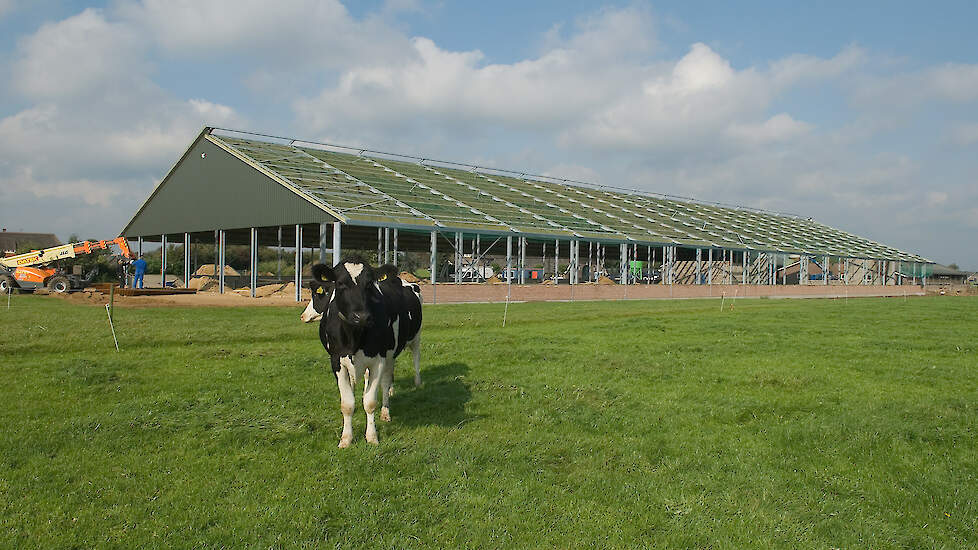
[696,248,702,285]
[218,230,226,294]
[378,228,384,266]
[160,235,167,288]
[429,229,437,285]
[619,243,627,284]
[249,227,258,298]
[707,248,713,285]
[519,237,526,284]
[554,239,560,283]
[316,222,328,265]
[393,229,398,266]
[183,232,191,285]
[332,222,341,266]
[294,225,302,302]
[137,237,143,256]
[506,236,513,285]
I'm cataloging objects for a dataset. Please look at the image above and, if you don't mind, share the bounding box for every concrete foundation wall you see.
[417,283,926,304]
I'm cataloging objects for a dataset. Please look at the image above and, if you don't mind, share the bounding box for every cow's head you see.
[300,258,375,327]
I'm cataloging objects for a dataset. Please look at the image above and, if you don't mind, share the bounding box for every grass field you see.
[1,294,976,548]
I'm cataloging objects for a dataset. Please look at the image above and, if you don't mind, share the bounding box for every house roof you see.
[0,231,60,253]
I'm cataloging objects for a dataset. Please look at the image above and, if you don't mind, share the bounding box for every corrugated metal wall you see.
[122,137,336,237]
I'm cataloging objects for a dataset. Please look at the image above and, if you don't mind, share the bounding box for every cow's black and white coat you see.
[301,257,422,447]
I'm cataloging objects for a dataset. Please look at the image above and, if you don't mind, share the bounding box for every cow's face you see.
[301,259,375,327]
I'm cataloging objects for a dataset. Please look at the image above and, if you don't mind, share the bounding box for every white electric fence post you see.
[105,303,119,352]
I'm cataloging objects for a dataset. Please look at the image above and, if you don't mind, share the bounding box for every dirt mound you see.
[194,264,240,277]
[254,283,286,298]
[597,275,616,285]
[485,275,503,284]
[187,276,217,291]
[62,290,107,304]
[270,282,311,300]
[399,271,420,283]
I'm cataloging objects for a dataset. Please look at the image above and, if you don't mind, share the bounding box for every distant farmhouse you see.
[0,230,60,255]
[930,264,971,285]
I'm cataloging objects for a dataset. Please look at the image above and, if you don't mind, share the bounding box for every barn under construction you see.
[121,127,933,301]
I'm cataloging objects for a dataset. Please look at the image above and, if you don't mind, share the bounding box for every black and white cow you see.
[300,256,422,447]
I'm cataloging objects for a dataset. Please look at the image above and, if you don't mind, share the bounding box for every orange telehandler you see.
[0,237,134,294]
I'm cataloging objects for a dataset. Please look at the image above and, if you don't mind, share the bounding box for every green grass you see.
[1,295,976,548]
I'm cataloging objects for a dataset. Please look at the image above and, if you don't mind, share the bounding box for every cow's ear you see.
[312,263,335,283]
[307,280,321,292]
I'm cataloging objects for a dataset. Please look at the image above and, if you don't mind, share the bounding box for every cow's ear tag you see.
[378,274,387,281]
[316,287,324,294]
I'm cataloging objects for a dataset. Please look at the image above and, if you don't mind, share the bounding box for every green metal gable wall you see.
[122,135,336,238]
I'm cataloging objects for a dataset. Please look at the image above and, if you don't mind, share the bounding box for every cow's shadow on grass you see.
[391,362,474,428]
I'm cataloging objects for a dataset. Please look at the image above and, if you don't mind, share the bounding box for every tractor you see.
[0,237,134,294]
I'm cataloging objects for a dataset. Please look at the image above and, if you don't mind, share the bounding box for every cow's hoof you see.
[388,386,395,398]
[338,436,352,449]
[365,429,379,445]
[380,408,391,422]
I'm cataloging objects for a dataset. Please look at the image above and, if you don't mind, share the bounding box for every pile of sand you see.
[194,264,240,277]
[597,275,616,285]
[485,275,503,284]
[253,283,286,298]
[399,271,420,283]
[187,276,217,291]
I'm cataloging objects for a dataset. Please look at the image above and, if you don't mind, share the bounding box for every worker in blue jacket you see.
[132,255,147,288]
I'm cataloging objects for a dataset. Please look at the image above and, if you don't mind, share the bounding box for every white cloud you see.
[117,0,412,70]
[947,122,978,146]
[727,114,812,145]
[0,0,15,19]
[0,2,975,266]
[13,9,145,99]
[0,6,243,239]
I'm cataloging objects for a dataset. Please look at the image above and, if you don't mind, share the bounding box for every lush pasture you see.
[1,294,976,548]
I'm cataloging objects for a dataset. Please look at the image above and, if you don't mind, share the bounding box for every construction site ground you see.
[35,280,949,308]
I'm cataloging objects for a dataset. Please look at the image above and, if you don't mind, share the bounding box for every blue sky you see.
[1,1,976,268]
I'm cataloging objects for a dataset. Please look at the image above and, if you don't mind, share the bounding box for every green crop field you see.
[1,295,976,548]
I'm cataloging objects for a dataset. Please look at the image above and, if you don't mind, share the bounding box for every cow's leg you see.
[380,355,395,422]
[410,335,422,387]
[336,355,356,448]
[363,358,385,444]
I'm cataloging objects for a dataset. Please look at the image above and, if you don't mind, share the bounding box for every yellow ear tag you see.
[378,275,387,281]
[316,287,324,294]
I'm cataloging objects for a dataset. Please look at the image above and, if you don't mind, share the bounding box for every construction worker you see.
[132,255,147,288]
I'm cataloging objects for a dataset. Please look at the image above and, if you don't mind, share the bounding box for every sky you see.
[0,1,976,269]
